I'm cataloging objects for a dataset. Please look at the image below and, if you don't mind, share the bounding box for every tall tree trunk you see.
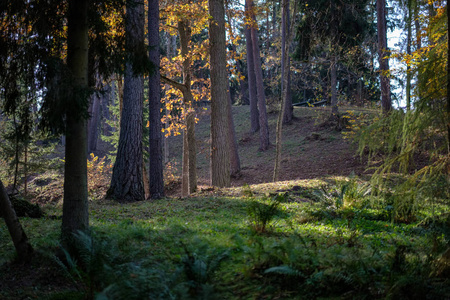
[0,179,33,262]
[244,0,260,133]
[405,0,412,111]
[228,86,241,177]
[148,0,165,199]
[179,20,197,195]
[274,0,295,182]
[250,22,270,150]
[87,87,101,153]
[377,0,391,114]
[281,0,293,124]
[62,0,89,242]
[210,0,231,187]
[107,0,145,202]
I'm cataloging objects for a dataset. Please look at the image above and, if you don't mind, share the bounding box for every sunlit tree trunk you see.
[107,0,145,202]
[248,0,270,151]
[0,178,33,262]
[62,0,89,241]
[405,0,412,111]
[377,0,391,114]
[148,0,165,199]
[210,0,231,187]
[281,0,293,124]
[274,0,295,181]
[244,0,260,133]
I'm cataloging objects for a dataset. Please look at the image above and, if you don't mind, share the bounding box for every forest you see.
[0,0,449,299]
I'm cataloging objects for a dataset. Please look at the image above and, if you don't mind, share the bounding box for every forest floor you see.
[165,105,372,196]
[2,105,449,300]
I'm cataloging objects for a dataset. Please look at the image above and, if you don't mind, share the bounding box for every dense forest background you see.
[0,0,449,299]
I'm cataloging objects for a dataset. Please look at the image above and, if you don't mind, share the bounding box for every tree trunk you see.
[377,0,391,114]
[249,5,270,151]
[228,86,241,177]
[0,178,33,262]
[209,0,231,187]
[107,0,145,202]
[274,0,295,182]
[62,0,89,242]
[244,0,260,133]
[281,0,293,124]
[179,20,197,195]
[148,0,165,199]
[405,0,412,111]
[87,88,101,153]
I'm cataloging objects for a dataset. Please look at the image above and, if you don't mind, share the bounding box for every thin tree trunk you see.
[0,178,33,262]
[210,0,231,187]
[87,88,101,153]
[377,0,391,114]
[228,86,241,177]
[250,21,270,151]
[281,0,293,124]
[406,0,412,111]
[62,0,89,242]
[187,110,197,193]
[107,0,145,202]
[178,20,197,195]
[274,0,296,181]
[244,0,260,133]
[148,0,165,199]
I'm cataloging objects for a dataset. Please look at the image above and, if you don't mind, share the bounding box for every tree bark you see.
[228,86,241,177]
[249,7,270,151]
[87,86,101,153]
[281,0,293,124]
[62,0,89,241]
[244,0,260,133]
[0,178,33,262]
[148,0,165,199]
[210,0,231,187]
[274,0,295,182]
[107,0,145,202]
[376,0,391,114]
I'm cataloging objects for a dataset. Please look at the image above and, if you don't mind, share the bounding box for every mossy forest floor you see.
[1,106,449,299]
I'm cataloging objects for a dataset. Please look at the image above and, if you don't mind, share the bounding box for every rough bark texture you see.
[281,0,293,124]
[178,20,197,196]
[248,0,270,151]
[148,0,165,199]
[209,0,231,187]
[228,86,241,177]
[244,0,260,133]
[62,0,89,241]
[0,178,33,262]
[107,0,145,202]
[376,0,392,114]
[87,86,101,153]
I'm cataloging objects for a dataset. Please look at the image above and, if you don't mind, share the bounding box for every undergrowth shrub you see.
[246,192,287,233]
[87,153,112,200]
